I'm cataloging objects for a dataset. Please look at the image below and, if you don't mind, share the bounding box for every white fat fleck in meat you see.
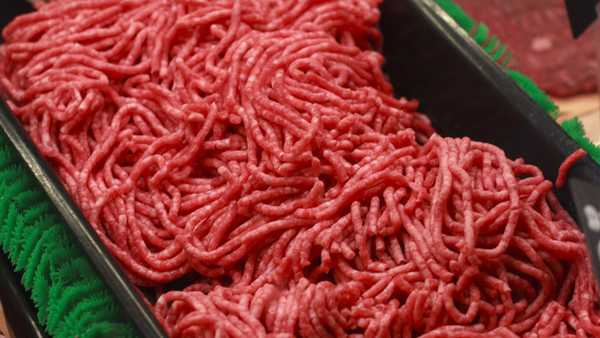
[531,36,553,52]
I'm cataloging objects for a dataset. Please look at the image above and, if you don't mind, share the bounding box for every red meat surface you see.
[1,0,600,337]
[455,0,598,97]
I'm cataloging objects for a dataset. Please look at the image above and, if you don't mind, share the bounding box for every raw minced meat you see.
[1,0,599,337]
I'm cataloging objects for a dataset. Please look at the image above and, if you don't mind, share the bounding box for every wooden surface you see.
[555,94,600,144]
[0,303,10,338]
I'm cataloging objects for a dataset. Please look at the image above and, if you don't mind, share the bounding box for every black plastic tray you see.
[0,0,599,337]
[0,250,47,338]
[382,0,600,188]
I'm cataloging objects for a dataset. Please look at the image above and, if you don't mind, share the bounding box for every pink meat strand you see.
[556,149,587,189]
[1,0,599,337]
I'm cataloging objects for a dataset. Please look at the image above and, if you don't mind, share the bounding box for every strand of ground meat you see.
[1,0,599,337]
[555,149,588,189]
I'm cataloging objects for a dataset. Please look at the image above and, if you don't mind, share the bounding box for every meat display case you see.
[0,0,599,337]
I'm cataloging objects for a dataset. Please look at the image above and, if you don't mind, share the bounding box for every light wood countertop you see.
[555,94,600,144]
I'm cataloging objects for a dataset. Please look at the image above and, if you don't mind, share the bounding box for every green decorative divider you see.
[435,0,600,162]
[0,130,138,338]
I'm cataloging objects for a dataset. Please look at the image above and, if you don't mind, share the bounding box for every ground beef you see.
[1,0,599,337]
[455,0,598,97]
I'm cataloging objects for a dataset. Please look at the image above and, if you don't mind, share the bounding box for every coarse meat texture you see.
[1,0,600,337]
[454,0,598,98]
